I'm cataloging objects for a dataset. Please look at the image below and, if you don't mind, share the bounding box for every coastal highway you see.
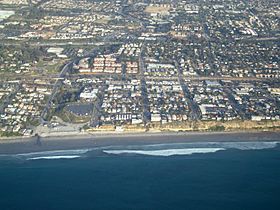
[40,61,73,123]
[39,48,100,124]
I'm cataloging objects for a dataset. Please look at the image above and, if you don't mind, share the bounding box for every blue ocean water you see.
[0,141,280,210]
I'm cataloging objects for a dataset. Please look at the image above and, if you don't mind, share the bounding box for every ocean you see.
[0,141,280,210]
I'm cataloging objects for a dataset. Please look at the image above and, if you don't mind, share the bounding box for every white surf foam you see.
[124,141,279,151]
[27,155,81,160]
[103,148,225,156]
[219,142,279,150]
[15,149,90,157]
[11,149,91,161]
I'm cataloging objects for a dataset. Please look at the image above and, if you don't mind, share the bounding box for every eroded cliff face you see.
[224,120,280,131]
[148,120,280,132]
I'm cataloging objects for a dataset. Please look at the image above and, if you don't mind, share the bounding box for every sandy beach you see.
[0,131,279,155]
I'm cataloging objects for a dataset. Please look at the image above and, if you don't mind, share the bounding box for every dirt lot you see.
[145,5,170,14]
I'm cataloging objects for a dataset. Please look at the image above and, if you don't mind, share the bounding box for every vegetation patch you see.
[0,131,22,137]
[208,125,226,132]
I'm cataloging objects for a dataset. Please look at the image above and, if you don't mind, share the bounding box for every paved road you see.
[175,61,201,121]
[0,40,122,47]
[139,42,150,126]
[40,48,100,124]
[40,62,73,123]
[224,87,247,120]
[90,85,106,127]
[1,73,269,82]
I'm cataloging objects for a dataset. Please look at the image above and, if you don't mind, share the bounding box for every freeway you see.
[0,40,122,47]
[0,72,269,82]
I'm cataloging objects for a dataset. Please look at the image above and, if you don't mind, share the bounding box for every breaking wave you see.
[27,155,81,160]
[16,149,91,157]
[102,141,279,157]
[10,149,91,161]
[103,148,225,156]
[120,141,279,151]
[0,141,278,160]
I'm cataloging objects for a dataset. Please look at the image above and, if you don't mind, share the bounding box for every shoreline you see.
[0,131,279,155]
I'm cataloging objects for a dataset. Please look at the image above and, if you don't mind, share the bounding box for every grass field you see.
[36,59,67,74]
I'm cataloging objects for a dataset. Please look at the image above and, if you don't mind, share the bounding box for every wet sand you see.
[0,131,279,155]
